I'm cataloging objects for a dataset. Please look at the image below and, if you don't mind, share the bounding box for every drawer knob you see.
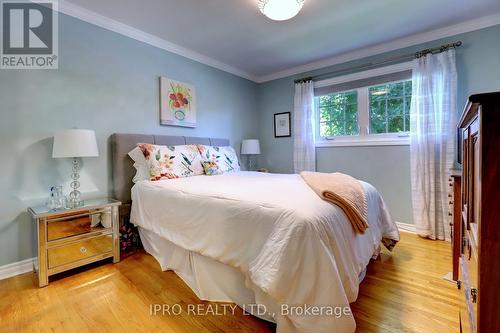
[80,246,87,254]
[471,288,477,303]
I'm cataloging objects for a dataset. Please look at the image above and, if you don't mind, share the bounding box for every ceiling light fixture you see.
[258,0,305,21]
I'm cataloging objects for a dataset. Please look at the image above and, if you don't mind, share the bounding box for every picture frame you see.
[274,112,291,138]
[160,76,197,128]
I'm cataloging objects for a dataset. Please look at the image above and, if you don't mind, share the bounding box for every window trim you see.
[314,62,413,147]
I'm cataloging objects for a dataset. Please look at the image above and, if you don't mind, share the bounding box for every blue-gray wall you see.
[0,14,259,267]
[258,24,500,224]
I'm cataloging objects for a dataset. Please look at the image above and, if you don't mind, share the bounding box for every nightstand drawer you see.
[47,212,91,241]
[47,209,112,241]
[48,234,113,269]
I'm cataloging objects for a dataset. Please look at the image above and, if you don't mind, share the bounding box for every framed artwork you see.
[160,76,197,128]
[274,112,291,137]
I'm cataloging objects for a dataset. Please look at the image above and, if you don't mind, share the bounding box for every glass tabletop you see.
[28,198,121,217]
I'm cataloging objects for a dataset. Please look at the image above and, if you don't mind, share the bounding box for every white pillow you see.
[128,147,150,183]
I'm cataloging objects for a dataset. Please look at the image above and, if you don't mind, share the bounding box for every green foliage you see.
[318,79,412,138]
[369,80,412,134]
[319,91,359,137]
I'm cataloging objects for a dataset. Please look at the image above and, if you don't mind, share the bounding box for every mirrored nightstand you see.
[28,198,121,287]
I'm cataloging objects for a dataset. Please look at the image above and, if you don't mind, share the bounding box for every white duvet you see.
[131,171,399,333]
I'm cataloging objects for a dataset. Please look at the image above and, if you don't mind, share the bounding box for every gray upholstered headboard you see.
[110,133,229,206]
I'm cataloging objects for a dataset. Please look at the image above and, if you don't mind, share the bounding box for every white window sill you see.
[315,136,410,147]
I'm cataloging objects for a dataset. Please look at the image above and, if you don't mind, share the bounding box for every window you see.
[319,90,358,137]
[369,81,412,134]
[314,63,413,146]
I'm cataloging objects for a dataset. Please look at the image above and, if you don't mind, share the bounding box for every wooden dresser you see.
[456,92,500,333]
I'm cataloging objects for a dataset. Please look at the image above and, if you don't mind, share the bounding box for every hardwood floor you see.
[351,233,461,332]
[0,232,460,332]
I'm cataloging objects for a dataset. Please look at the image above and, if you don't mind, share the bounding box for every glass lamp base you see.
[247,155,257,171]
[67,158,83,208]
[67,198,84,208]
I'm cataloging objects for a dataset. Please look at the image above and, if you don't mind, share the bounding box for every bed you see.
[111,133,400,333]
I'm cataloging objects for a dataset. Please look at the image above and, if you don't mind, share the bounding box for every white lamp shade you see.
[241,139,261,155]
[52,129,99,158]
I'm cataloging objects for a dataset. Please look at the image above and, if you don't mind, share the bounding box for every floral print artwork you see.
[168,84,192,120]
[160,77,197,128]
[138,144,204,181]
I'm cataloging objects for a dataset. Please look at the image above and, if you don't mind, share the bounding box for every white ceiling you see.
[63,0,500,82]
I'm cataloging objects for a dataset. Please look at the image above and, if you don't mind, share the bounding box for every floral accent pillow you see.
[138,144,204,181]
[202,161,223,176]
[197,145,240,173]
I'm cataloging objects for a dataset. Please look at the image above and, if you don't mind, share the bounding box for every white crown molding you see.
[256,12,500,83]
[56,1,259,82]
[48,2,500,83]
[0,257,36,281]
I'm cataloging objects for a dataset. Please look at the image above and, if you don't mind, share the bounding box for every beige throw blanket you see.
[301,171,369,233]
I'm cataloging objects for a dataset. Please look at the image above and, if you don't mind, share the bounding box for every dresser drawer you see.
[48,234,113,269]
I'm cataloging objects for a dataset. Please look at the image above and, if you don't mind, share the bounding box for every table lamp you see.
[52,129,99,207]
[241,139,261,171]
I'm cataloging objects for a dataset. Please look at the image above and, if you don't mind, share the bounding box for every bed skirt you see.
[139,227,368,324]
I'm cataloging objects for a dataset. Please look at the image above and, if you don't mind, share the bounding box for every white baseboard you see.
[396,221,416,233]
[395,222,452,242]
[0,258,36,281]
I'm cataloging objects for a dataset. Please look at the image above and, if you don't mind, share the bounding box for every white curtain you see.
[410,50,457,240]
[293,81,316,173]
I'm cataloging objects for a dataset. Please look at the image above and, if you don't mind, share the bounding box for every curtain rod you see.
[294,41,462,84]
